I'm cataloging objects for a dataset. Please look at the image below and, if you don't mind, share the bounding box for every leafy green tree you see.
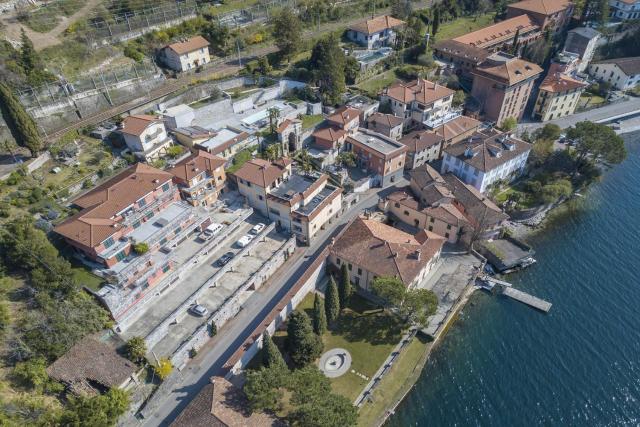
[324,276,340,325]
[310,34,346,105]
[257,56,272,75]
[166,145,183,158]
[566,121,627,169]
[344,56,360,85]
[0,82,43,157]
[372,277,438,326]
[339,264,352,308]
[59,388,129,427]
[534,123,562,142]
[529,138,554,166]
[272,8,302,63]
[13,357,49,391]
[244,367,284,412]
[286,311,323,366]
[133,242,149,254]
[262,332,287,371]
[391,0,412,19]
[312,293,327,335]
[290,366,331,406]
[499,117,517,132]
[452,90,466,108]
[336,152,356,168]
[203,21,232,56]
[540,179,573,204]
[209,321,217,337]
[289,393,358,427]
[125,337,147,364]
[20,29,37,74]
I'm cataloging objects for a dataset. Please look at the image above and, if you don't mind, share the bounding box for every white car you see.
[236,234,254,248]
[250,223,266,235]
[199,223,223,241]
[189,304,208,317]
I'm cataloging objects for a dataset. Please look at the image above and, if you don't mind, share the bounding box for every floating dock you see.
[477,275,552,313]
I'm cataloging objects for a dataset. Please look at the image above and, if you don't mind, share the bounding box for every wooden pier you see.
[478,275,552,313]
[501,287,552,313]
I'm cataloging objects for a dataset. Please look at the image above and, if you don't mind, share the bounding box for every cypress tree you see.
[325,276,340,325]
[312,293,327,335]
[431,8,440,36]
[286,311,323,367]
[20,29,37,74]
[262,332,287,371]
[0,82,43,157]
[339,264,352,308]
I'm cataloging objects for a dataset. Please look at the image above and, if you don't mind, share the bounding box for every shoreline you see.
[371,284,479,427]
[371,130,640,425]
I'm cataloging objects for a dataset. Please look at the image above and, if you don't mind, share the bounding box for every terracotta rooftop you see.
[233,158,292,188]
[312,126,346,142]
[327,106,361,126]
[275,118,301,134]
[410,164,507,228]
[382,78,455,105]
[389,189,469,228]
[47,335,137,395]
[348,14,405,35]
[169,150,225,183]
[121,115,162,137]
[399,130,443,153]
[593,56,640,76]
[166,35,210,55]
[54,163,173,248]
[443,130,532,173]
[432,115,482,142]
[507,0,573,15]
[366,112,404,129]
[539,71,587,93]
[473,52,543,85]
[171,376,282,427]
[330,216,444,285]
[453,15,540,49]
[434,39,491,62]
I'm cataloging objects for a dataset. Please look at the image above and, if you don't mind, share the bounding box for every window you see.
[174,226,182,234]
[162,263,171,273]
[336,258,341,265]
[115,250,126,262]
[145,211,154,220]
[161,183,170,192]
[258,195,264,200]
[103,237,115,248]
[132,220,141,229]
[404,210,409,216]
[138,198,147,208]
[430,217,435,223]
[445,232,450,239]
[269,208,280,216]
[446,224,452,230]
[348,263,352,271]
[395,202,400,208]
[357,268,362,275]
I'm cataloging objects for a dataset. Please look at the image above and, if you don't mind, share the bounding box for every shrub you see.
[153,358,173,380]
[133,242,149,254]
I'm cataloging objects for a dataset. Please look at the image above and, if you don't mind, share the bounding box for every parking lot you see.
[150,229,289,357]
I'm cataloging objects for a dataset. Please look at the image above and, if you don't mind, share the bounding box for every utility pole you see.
[236,38,242,66]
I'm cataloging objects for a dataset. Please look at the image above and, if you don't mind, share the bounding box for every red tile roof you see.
[327,106,361,126]
[508,0,572,15]
[121,115,162,137]
[166,36,210,55]
[383,78,455,105]
[330,216,444,285]
[169,150,225,183]
[348,15,405,35]
[399,130,443,153]
[233,158,292,188]
[454,15,539,49]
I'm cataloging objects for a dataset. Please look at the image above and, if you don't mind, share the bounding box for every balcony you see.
[423,109,463,129]
[121,189,176,227]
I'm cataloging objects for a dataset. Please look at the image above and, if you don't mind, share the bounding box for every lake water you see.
[389,134,640,427]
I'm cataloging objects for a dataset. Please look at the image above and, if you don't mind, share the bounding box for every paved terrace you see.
[349,129,405,155]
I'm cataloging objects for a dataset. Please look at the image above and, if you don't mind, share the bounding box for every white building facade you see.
[589,57,640,90]
[609,0,640,20]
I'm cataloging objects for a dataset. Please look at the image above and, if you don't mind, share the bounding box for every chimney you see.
[209,378,216,415]
[393,251,399,258]
[331,237,336,246]
[415,248,422,260]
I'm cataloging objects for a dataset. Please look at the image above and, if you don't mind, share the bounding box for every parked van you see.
[199,223,223,241]
[236,234,254,248]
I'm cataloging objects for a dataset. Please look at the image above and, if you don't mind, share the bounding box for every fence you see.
[170,235,297,369]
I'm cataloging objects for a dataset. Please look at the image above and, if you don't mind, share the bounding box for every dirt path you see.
[0,0,101,50]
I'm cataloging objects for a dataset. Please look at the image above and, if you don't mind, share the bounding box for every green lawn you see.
[434,13,494,41]
[301,114,324,130]
[356,69,400,98]
[357,335,430,427]
[72,266,104,291]
[226,145,258,174]
[298,293,405,402]
[579,94,606,109]
[492,184,537,210]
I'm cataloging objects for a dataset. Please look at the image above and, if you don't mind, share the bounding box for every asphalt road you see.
[136,179,407,427]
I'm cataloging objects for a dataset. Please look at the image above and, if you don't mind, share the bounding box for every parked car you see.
[236,234,254,248]
[189,304,208,317]
[250,223,266,235]
[216,251,235,267]
[199,223,223,241]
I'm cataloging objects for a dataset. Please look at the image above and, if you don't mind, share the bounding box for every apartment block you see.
[533,67,587,122]
[380,78,455,129]
[453,14,542,53]
[345,128,407,187]
[589,57,640,90]
[366,112,404,140]
[168,150,227,207]
[609,0,640,20]
[398,130,443,170]
[441,129,532,193]
[506,0,574,33]
[471,52,543,124]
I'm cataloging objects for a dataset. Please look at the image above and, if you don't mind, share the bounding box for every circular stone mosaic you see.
[318,348,352,378]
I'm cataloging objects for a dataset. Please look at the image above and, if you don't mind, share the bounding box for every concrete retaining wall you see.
[225,246,329,377]
[171,235,297,369]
